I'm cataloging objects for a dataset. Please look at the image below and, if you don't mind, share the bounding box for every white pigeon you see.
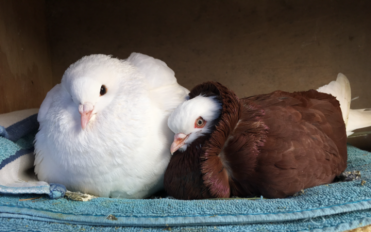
[317,73,371,136]
[34,53,189,199]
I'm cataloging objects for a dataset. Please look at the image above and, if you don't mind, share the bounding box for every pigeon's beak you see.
[79,103,94,129]
[170,133,189,155]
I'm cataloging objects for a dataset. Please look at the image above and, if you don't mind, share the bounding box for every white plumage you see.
[167,95,222,153]
[317,73,371,136]
[34,53,189,198]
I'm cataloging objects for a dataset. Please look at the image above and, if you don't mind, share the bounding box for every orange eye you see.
[194,117,206,128]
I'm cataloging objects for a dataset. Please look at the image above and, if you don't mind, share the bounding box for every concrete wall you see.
[0,0,53,113]
[47,0,371,109]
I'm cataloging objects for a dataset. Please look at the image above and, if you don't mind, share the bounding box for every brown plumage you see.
[164,81,347,199]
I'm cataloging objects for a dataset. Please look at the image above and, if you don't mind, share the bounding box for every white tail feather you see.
[347,109,371,136]
[317,73,371,136]
[317,73,351,125]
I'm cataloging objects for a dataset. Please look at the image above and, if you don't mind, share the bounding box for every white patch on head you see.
[168,95,222,151]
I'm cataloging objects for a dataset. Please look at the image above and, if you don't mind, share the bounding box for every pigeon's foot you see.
[336,170,361,182]
[65,190,97,201]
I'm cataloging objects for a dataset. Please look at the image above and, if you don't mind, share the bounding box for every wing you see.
[127,52,189,112]
[255,90,347,198]
[127,52,177,89]
[37,84,61,123]
[222,90,347,198]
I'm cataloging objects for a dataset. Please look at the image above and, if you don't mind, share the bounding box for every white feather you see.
[317,73,351,125]
[127,53,189,112]
[347,109,371,136]
[317,73,371,136]
[167,95,222,151]
[34,53,189,198]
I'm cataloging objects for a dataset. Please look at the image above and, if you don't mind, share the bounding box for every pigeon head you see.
[61,54,133,129]
[167,95,222,154]
[164,82,241,199]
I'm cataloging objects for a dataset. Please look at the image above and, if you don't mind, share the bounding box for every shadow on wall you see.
[46,0,371,110]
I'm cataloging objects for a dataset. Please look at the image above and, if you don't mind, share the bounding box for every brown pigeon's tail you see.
[317,73,351,128]
[317,73,371,136]
[347,109,371,136]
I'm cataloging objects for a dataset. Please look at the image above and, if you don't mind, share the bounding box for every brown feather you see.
[164,82,347,199]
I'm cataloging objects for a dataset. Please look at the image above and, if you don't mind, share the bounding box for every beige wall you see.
[47,0,371,109]
[0,2,369,230]
[0,0,369,111]
[0,0,54,113]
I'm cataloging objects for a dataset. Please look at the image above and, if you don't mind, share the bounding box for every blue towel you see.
[0,115,65,199]
[1,115,371,231]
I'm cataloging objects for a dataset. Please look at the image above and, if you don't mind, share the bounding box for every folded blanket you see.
[1,109,371,231]
[0,109,65,198]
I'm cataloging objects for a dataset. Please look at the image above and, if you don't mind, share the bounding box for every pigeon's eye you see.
[100,85,107,96]
[195,117,206,128]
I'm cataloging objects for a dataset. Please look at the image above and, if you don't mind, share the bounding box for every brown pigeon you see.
[164,77,360,200]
